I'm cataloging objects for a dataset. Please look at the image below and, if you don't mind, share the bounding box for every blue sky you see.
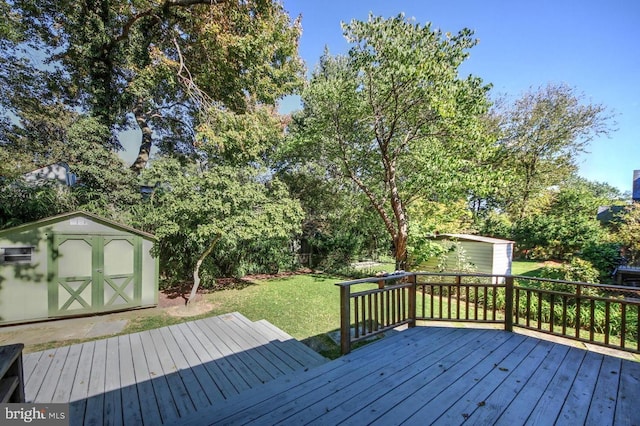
[279,0,640,194]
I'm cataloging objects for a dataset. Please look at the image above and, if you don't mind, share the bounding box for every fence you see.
[336,272,640,354]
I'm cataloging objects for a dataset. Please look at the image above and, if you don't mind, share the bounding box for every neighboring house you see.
[22,162,77,186]
[421,233,514,283]
[0,211,158,325]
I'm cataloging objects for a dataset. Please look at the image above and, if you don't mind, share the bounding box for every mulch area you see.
[157,269,313,308]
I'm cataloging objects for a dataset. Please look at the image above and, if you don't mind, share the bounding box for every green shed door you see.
[48,234,142,316]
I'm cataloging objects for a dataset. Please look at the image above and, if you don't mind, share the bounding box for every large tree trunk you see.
[188,236,220,305]
[130,102,153,173]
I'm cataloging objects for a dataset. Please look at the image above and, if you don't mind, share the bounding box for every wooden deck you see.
[179,326,640,426]
[22,312,327,425]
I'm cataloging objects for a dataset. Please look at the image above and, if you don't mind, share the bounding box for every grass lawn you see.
[511,260,547,277]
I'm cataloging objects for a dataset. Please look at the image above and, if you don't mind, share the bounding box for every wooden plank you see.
[183,320,252,394]
[117,334,143,426]
[139,330,180,423]
[68,341,95,425]
[525,346,588,425]
[198,316,273,385]
[222,313,304,371]
[24,347,56,400]
[29,345,70,402]
[174,322,239,399]
[210,314,298,375]
[157,326,210,408]
[206,315,284,380]
[252,319,326,365]
[615,359,640,425]
[22,351,42,385]
[555,351,604,425]
[294,329,504,426]
[431,335,541,426]
[178,326,438,426]
[51,343,82,403]
[102,336,123,426]
[166,324,224,403]
[231,313,326,370]
[230,313,326,366]
[211,327,462,426]
[148,328,195,419]
[493,342,571,425]
[129,332,162,426]
[585,354,622,426]
[360,332,525,426]
[83,338,107,426]
[455,339,556,425]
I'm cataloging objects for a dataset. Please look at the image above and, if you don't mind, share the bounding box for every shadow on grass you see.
[301,326,391,360]
[516,267,546,278]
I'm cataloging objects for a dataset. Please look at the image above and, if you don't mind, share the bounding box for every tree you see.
[290,14,492,268]
[615,203,640,265]
[138,157,302,303]
[512,177,617,260]
[3,0,304,172]
[494,83,613,219]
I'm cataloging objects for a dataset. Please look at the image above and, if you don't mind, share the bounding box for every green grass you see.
[511,260,547,277]
[201,274,342,340]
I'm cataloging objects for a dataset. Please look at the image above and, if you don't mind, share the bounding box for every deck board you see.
[586,354,622,426]
[102,336,123,426]
[23,312,326,425]
[177,327,640,426]
[22,316,639,426]
[615,358,640,424]
[83,338,106,426]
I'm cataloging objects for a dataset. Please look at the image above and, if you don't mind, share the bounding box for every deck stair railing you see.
[337,272,640,355]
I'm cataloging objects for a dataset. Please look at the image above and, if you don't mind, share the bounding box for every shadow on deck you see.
[23,314,640,425]
[23,312,326,425]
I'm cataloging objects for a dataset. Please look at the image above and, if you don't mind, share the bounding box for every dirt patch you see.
[165,301,220,317]
[157,269,315,308]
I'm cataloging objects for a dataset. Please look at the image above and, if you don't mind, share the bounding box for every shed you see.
[421,234,514,283]
[0,212,158,325]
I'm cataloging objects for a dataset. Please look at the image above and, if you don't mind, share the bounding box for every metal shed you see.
[421,233,514,282]
[0,211,158,325]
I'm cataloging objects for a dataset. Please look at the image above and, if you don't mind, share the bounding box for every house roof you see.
[434,233,514,245]
[0,211,155,240]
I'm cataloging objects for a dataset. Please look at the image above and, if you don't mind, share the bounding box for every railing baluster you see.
[526,290,531,328]
[536,291,541,330]
[492,286,497,321]
[515,287,520,325]
[621,303,626,349]
[550,294,555,333]
[575,285,582,340]
[590,300,595,342]
[361,296,366,336]
[562,295,567,335]
[465,285,470,320]
[367,293,373,335]
[605,302,611,346]
[483,286,488,321]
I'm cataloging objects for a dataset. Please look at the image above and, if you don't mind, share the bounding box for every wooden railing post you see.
[504,276,514,332]
[340,285,351,355]
[408,274,416,328]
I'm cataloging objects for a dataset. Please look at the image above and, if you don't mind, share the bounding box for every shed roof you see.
[434,233,514,245]
[0,211,155,240]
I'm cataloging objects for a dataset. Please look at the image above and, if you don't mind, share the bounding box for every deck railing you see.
[336,272,640,354]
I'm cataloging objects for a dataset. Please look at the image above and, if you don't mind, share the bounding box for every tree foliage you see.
[493,83,613,219]
[290,14,493,268]
[3,0,304,171]
[137,157,302,299]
